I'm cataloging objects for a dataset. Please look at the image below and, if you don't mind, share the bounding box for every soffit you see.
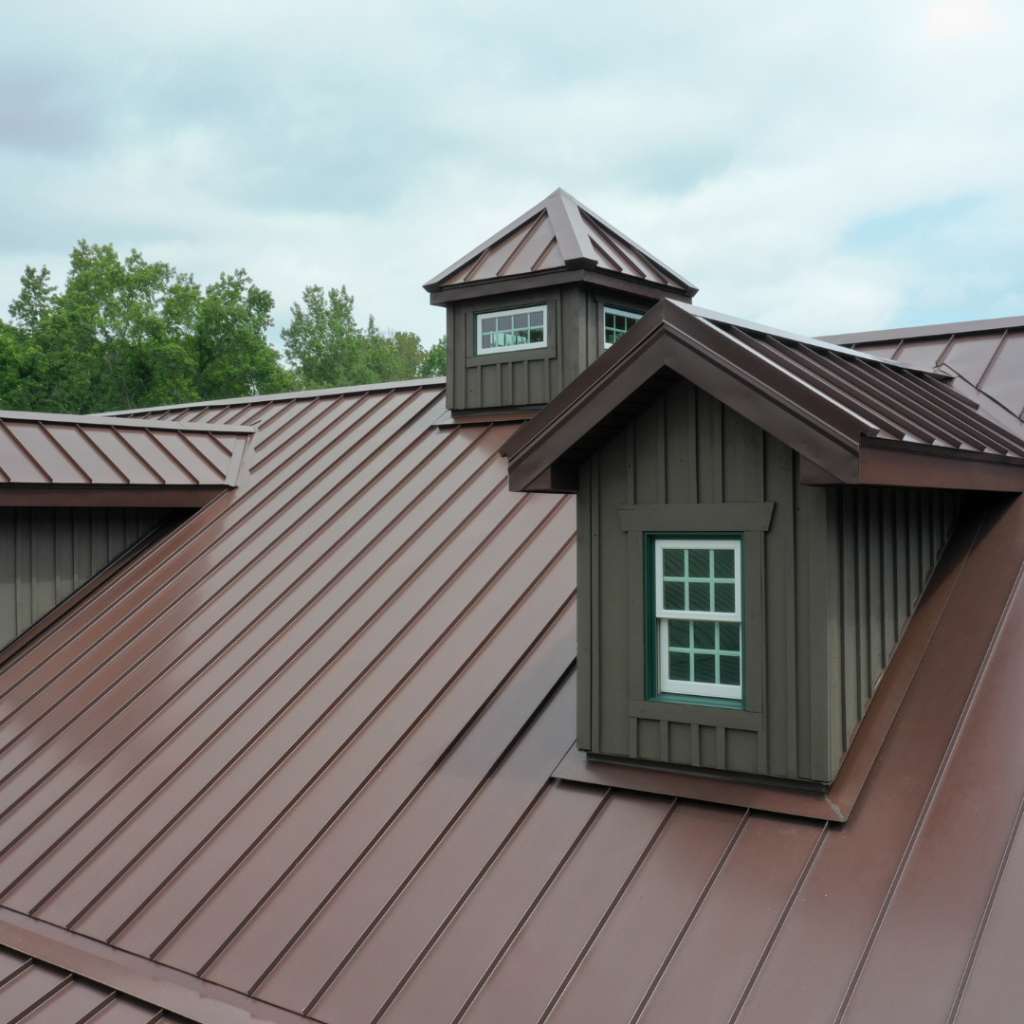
[424,188,698,299]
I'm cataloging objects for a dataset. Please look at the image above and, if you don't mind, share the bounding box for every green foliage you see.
[0,242,294,414]
[419,337,447,378]
[0,244,446,415]
[282,285,444,389]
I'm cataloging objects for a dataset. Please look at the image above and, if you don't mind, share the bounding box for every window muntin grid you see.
[476,306,547,354]
[654,538,743,700]
[604,307,642,347]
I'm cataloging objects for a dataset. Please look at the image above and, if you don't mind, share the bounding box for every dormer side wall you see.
[577,376,960,784]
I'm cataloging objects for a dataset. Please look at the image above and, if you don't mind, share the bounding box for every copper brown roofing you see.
[501,298,1024,493]
[423,189,698,299]
[0,943,194,1023]
[823,315,1024,437]
[0,411,253,508]
[3,379,1024,1022]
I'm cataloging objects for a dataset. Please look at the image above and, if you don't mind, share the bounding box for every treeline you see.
[0,242,444,415]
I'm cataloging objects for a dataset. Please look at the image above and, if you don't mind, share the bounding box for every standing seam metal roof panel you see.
[3,380,1024,1023]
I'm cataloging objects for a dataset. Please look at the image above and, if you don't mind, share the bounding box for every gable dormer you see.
[499,299,1024,817]
[424,189,697,414]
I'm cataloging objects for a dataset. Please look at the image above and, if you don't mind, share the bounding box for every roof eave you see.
[426,267,698,305]
[503,302,1024,495]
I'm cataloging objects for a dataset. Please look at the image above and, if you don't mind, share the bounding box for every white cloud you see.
[927,0,997,38]
[0,0,1022,346]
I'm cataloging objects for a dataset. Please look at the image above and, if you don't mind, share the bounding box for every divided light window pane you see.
[604,307,642,347]
[477,306,547,353]
[654,537,743,702]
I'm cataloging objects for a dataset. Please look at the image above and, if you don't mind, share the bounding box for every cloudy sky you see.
[1,0,1021,349]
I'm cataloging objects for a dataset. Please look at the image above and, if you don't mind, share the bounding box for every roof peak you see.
[424,190,697,298]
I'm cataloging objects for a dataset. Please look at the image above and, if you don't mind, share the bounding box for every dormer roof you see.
[424,188,698,301]
[502,299,1024,493]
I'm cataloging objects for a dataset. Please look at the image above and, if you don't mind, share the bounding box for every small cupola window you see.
[604,307,643,346]
[651,536,743,704]
[476,306,547,354]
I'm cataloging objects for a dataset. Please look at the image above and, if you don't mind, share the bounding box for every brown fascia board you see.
[555,491,994,820]
[502,299,868,492]
[819,313,1024,347]
[0,484,233,507]
[0,907,313,1024]
[426,266,697,307]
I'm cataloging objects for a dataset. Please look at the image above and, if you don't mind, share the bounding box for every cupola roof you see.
[424,188,697,299]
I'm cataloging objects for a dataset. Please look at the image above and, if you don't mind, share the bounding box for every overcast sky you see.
[1,0,1021,349]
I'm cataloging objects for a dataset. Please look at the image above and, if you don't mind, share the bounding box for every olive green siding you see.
[445,284,653,411]
[577,378,959,784]
[0,507,178,649]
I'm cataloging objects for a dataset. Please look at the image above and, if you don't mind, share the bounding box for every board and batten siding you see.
[577,377,960,784]
[0,507,179,649]
[446,284,655,411]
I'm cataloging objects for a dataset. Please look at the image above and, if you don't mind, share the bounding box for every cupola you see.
[424,189,697,415]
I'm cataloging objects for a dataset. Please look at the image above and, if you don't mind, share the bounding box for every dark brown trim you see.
[0,484,231,507]
[0,908,312,1024]
[554,501,983,821]
[428,268,696,307]
[553,746,846,821]
[857,444,1024,491]
[0,511,190,670]
[435,407,541,428]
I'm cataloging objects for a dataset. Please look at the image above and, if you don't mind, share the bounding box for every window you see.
[476,306,547,354]
[650,536,743,703]
[604,307,643,347]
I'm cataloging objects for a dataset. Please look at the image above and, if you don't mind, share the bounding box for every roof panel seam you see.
[627,809,752,1024]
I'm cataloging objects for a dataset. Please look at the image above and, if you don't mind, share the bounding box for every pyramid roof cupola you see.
[424,188,697,301]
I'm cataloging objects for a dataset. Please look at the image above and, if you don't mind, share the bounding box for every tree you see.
[0,243,293,414]
[0,246,446,415]
[282,285,445,388]
[419,338,447,378]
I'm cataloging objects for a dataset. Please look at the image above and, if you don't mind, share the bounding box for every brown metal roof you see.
[501,299,1024,493]
[2,380,1024,1022]
[0,411,254,507]
[423,189,698,299]
[823,316,1024,439]
[0,943,195,1023]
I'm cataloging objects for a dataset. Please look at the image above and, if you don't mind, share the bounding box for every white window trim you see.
[475,305,548,356]
[603,306,643,348]
[655,537,743,700]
